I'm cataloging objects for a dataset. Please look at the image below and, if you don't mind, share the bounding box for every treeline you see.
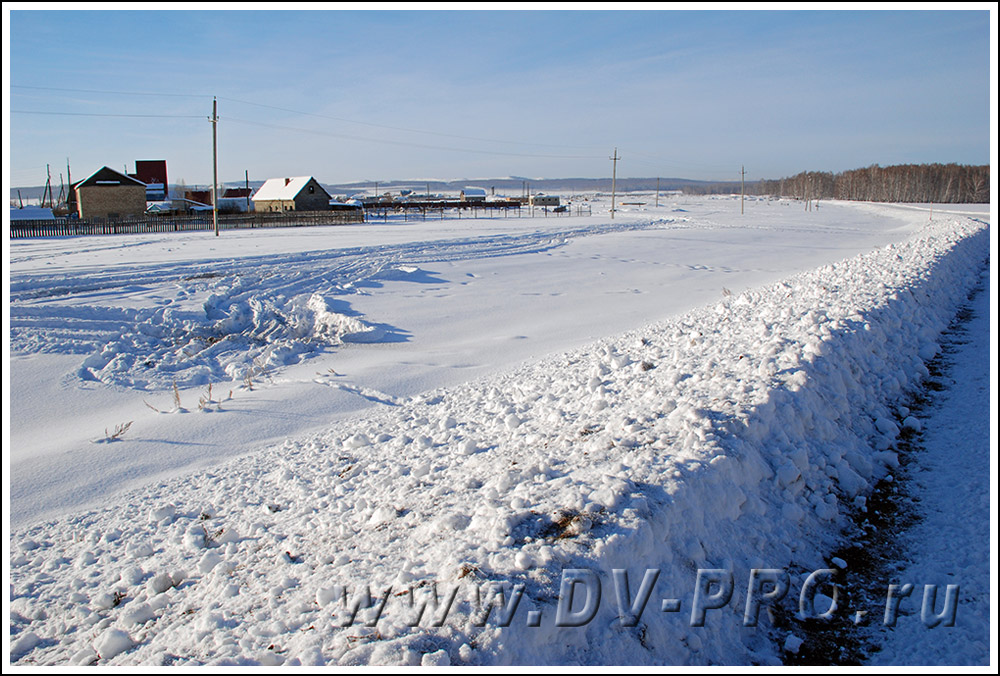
[682,181,743,196]
[752,163,989,203]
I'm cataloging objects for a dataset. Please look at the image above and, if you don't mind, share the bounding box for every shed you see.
[252,176,331,212]
[74,167,147,219]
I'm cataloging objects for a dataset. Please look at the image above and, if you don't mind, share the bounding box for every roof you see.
[10,207,55,220]
[252,176,328,202]
[76,166,146,189]
[462,187,487,196]
[222,187,253,198]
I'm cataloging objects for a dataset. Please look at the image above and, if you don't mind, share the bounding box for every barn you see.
[252,177,331,212]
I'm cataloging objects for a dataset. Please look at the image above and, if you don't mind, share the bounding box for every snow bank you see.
[8,218,988,666]
[68,289,386,390]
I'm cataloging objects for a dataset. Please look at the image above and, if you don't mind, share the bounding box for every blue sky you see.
[7,7,993,188]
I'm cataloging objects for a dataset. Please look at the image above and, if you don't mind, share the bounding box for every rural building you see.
[73,167,147,219]
[129,160,169,200]
[460,187,487,202]
[529,194,560,207]
[221,187,254,213]
[184,190,213,205]
[329,198,364,212]
[252,176,331,212]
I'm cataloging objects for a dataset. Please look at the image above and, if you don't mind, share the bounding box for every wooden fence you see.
[9,210,365,239]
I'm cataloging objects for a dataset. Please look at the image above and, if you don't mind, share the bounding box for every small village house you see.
[73,167,147,219]
[460,187,487,202]
[529,194,560,207]
[252,177,331,212]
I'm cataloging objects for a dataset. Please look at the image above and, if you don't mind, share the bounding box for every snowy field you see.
[6,194,993,666]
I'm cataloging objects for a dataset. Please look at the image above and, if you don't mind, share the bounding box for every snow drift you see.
[9,217,989,666]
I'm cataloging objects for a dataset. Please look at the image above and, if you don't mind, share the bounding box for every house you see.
[529,194,560,207]
[460,187,487,202]
[73,167,147,219]
[252,176,331,212]
[145,201,176,215]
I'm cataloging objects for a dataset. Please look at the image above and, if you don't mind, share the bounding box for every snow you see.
[9,207,55,220]
[6,194,993,666]
[865,268,992,666]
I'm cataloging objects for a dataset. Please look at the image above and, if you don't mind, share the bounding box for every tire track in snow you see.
[9,219,674,390]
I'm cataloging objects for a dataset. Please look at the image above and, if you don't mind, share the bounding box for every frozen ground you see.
[5,194,994,666]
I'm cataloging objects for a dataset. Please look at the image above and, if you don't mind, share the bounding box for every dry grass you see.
[104,421,133,442]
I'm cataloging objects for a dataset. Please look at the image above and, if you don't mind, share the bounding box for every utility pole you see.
[655,177,660,208]
[245,169,250,212]
[609,148,620,219]
[741,165,746,215]
[42,164,53,208]
[211,96,219,236]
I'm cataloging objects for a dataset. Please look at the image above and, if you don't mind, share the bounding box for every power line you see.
[218,95,602,151]
[12,84,605,154]
[14,85,750,179]
[224,116,605,160]
[11,84,205,98]
[620,151,739,178]
[12,110,205,119]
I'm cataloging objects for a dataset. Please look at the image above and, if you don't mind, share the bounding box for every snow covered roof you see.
[77,166,146,189]
[461,187,487,196]
[252,177,325,202]
[9,206,55,220]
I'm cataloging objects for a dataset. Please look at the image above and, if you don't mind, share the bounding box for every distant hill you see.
[10,176,732,205]
[322,176,730,196]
